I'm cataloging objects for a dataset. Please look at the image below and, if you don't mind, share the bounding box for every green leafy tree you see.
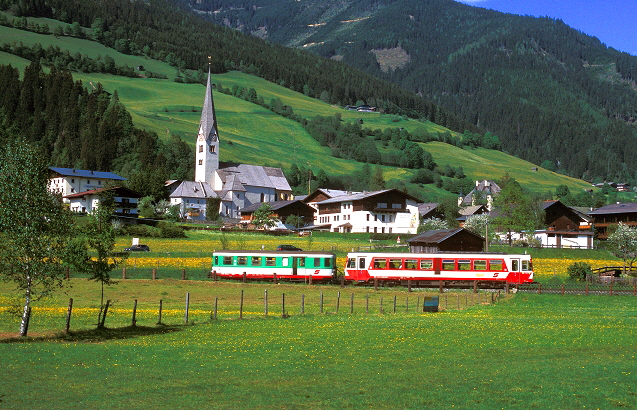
[66,194,126,328]
[252,203,279,230]
[607,223,637,275]
[492,174,543,245]
[567,262,592,282]
[0,142,73,337]
[285,214,304,229]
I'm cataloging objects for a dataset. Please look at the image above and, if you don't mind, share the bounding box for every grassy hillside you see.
[0,24,592,198]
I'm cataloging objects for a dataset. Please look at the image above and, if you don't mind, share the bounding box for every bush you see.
[158,222,186,238]
[567,262,592,282]
[124,224,159,237]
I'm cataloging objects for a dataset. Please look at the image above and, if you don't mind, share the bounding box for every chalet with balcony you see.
[589,202,637,239]
[314,189,420,234]
[49,167,127,202]
[64,186,141,216]
[240,200,316,230]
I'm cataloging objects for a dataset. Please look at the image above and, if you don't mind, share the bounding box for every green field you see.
[1,279,636,408]
[0,23,594,197]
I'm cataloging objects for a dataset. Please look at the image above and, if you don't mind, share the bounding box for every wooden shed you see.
[406,228,485,253]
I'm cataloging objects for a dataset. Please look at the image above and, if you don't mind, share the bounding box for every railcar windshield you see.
[522,259,532,271]
[347,258,356,268]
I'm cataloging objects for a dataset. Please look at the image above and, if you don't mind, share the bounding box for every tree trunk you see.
[20,275,32,337]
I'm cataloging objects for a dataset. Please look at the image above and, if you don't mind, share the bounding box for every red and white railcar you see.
[344,252,534,284]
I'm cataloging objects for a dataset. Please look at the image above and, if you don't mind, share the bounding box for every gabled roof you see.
[418,202,439,216]
[589,202,637,215]
[459,205,487,216]
[317,189,420,205]
[406,228,484,243]
[64,186,141,199]
[240,200,313,213]
[218,163,291,191]
[50,167,126,181]
[168,180,218,199]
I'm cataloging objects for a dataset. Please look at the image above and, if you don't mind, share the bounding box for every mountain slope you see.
[186,0,637,184]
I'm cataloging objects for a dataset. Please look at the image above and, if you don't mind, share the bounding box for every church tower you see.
[194,63,220,187]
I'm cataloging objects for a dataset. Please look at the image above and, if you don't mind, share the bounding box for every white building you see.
[167,66,292,221]
[313,189,421,234]
[63,186,141,216]
[49,167,127,202]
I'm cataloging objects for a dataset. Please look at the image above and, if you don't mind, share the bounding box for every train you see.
[211,250,337,282]
[211,250,534,285]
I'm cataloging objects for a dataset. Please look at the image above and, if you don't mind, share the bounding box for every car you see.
[124,244,151,252]
[276,244,302,251]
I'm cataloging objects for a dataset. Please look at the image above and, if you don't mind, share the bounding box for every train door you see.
[510,258,520,283]
[292,257,306,276]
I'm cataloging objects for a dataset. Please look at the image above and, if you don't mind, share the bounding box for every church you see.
[166,68,292,221]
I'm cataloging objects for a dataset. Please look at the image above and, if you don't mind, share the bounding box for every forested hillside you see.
[185,0,637,185]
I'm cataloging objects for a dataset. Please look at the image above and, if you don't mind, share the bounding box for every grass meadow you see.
[1,279,636,409]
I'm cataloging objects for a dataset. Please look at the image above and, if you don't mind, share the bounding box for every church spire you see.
[195,57,220,185]
[198,57,219,144]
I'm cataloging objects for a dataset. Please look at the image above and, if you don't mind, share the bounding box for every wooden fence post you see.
[379,296,384,314]
[320,292,324,314]
[350,293,354,314]
[157,299,163,325]
[242,272,247,283]
[65,298,73,334]
[132,299,138,327]
[336,291,341,313]
[152,268,157,280]
[366,294,369,314]
[239,290,244,319]
[408,280,412,293]
[281,293,286,318]
[122,267,127,279]
[273,273,277,284]
[439,280,444,293]
[473,281,478,294]
[610,283,613,296]
[301,294,305,315]
[406,296,409,312]
[340,275,345,288]
[374,278,378,291]
[264,289,268,317]
[184,293,190,324]
[309,275,312,286]
[181,269,186,280]
[65,267,70,280]
[213,297,218,321]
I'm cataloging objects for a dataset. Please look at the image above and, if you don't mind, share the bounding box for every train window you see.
[237,256,247,266]
[442,260,455,270]
[266,257,276,266]
[420,260,433,270]
[347,258,356,268]
[324,258,332,267]
[522,260,531,271]
[214,256,218,265]
[405,259,417,270]
[489,260,503,270]
[511,259,519,272]
[298,258,305,267]
[358,258,366,269]
[373,259,387,269]
[474,260,487,270]
[389,259,402,269]
[282,258,289,267]
[458,260,471,270]
[252,256,262,266]
[310,258,318,267]
[223,256,233,265]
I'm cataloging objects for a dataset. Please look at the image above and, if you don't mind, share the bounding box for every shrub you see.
[567,261,592,282]
[158,222,186,238]
[124,224,159,237]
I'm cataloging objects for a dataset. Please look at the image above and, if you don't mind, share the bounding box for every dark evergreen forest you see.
[185,0,637,185]
[0,62,193,198]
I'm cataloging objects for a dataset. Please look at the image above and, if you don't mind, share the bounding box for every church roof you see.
[218,163,291,191]
[197,67,219,143]
[168,180,218,199]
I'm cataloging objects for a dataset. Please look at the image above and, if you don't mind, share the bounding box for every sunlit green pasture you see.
[1,288,636,409]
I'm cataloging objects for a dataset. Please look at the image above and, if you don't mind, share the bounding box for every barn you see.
[406,228,485,253]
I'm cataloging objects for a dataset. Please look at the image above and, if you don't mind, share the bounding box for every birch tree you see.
[0,142,72,337]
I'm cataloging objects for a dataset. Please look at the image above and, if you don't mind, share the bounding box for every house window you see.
[87,180,90,184]
[98,181,101,185]
[71,179,75,183]
[366,214,370,221]
[199,145,203,153]
[377,202,387,208]
[210,145,215,153]
[198,160,203,165]
[392,203,401,209]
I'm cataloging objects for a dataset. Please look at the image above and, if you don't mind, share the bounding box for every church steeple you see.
[195,58,220,186]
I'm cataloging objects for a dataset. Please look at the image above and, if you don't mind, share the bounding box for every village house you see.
[458,180,501,210]
[531,200,594,248]
[240,200,316,230]
[407,228,485,253]
[589,202,637,239]
[63,186,141,216]
[312,189,421,234]
[49,167,127,200]
[166,66,292,221]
